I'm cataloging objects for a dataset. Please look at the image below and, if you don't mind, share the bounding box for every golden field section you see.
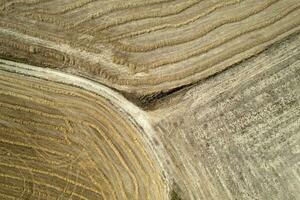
[0,0,300,199]
[0,60,168,200]
[1,0,300,95]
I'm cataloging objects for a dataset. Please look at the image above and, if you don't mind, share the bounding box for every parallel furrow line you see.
[0,152,62,165]
[105,0,240,42]
[0,91,55,107]
[87,122,140,199]
[0,101,65,120]
[87,151,125,200]
[79,158,114,200]
[78,125,127,199]
[72,0,182,32]
[114,0,278,54]
[23,0,178,29]
[0,73,80,98]
[0,113,67,132]
[0,193,15,200]
[76,0,201,31]
[0,126,70,146]
[47,0,174,15]
[46,0,98,15]
[0,0,44,12]
[0,174,89,200]
[125,5,300,82]
[0,162,104,198]
[0,138,73,158]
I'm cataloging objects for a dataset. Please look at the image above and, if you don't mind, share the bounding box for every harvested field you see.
[0,0,300,199]
[1,0,300,96]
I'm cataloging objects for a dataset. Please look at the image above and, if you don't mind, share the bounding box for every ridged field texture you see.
[1,0,300,96]
[149,32,300,200]
[0,60,168,200]
[1,1,300,200]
